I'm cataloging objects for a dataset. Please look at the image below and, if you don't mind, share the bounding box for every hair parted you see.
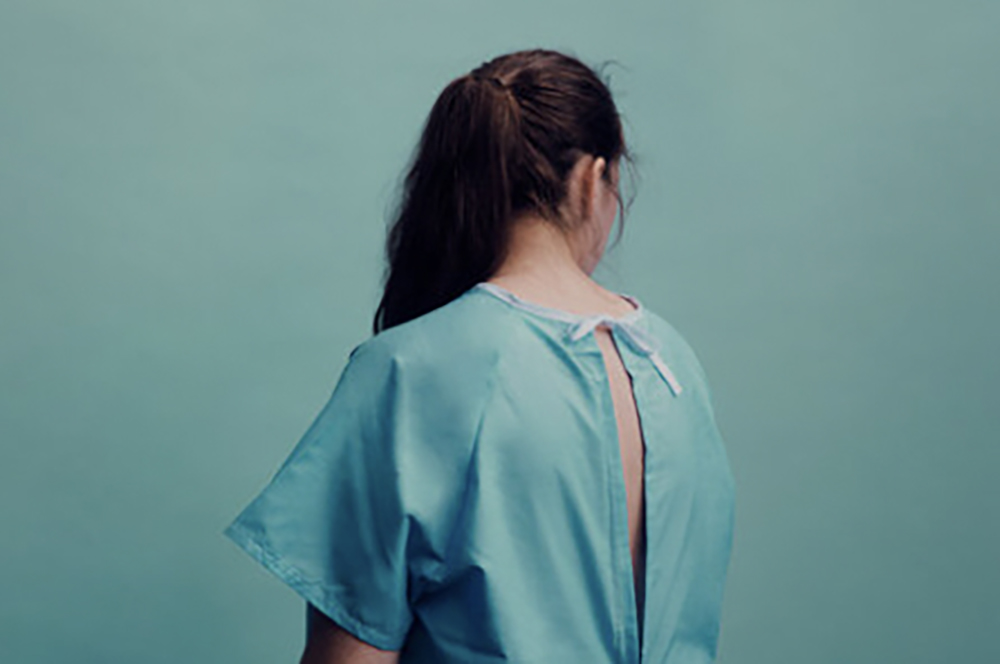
[373,48,638,334]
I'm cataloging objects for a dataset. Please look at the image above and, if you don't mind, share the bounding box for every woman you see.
[224,48,736,663]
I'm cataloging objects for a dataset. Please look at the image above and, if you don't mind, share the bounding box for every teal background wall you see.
[1,1,997,662]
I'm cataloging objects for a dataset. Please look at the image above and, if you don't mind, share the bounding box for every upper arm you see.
[302,603,401,664]
[223,338,489,658]
[223,344,416,649]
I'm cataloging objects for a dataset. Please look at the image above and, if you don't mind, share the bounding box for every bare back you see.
[594,324,647,630]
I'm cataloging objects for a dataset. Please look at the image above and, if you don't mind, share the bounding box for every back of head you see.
[374,48,636,334]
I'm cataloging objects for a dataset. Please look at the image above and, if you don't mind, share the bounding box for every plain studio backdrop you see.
[1,1,997,663]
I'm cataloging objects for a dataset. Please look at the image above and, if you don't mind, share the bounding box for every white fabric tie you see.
[473,282,684,398]
[566,315,684,397]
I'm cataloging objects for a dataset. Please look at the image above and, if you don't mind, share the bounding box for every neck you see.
[493,215,591,281]
[487,215,625,312]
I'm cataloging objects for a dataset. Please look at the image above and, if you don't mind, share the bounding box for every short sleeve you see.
[223,340,423,651]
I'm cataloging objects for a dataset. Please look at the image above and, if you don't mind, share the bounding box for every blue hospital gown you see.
[223,281,736,663]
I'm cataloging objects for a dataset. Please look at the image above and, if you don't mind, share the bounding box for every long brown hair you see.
[373,48,638,334]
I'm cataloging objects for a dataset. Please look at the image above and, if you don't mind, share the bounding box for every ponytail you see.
[373,49,633,334]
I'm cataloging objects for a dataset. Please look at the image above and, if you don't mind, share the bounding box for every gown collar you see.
[472,282,684,397]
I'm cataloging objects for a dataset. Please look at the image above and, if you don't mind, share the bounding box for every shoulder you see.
[643,308,698,361]
[340,289,523,425]
[348,287,520,377]
[641,307,715,397]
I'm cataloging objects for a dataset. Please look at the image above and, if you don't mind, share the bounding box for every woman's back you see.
[224,281,735,663]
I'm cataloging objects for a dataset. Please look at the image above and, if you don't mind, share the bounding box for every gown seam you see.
[430,349,503,588]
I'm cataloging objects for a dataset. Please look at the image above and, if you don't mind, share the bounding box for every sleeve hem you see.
[222,520,409,652]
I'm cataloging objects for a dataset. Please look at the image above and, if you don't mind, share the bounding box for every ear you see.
[579,155,606,221]
[591,156,607,183]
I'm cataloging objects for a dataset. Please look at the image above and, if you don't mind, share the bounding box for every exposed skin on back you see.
[595,324,648,618]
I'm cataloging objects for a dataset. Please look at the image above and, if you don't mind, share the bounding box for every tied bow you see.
[566,315,684,397]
